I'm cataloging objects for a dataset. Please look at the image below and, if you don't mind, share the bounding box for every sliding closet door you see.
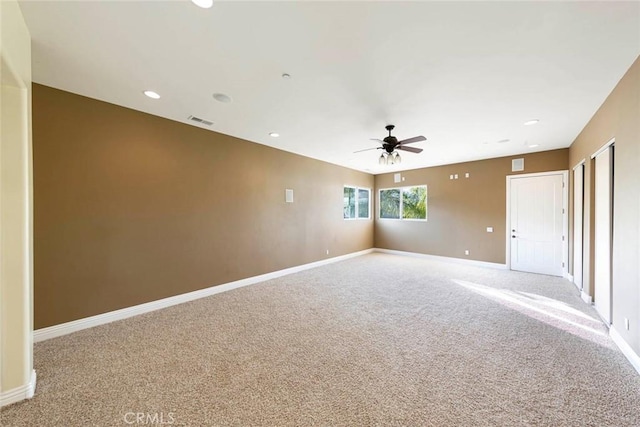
[572,163,584,290]
[594,145,613,324]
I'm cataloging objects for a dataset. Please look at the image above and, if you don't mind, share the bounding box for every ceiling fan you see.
[354,125,426,165]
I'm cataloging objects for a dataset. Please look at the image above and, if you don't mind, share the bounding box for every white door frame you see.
[591,137,615,159]
[505,170,569,277]
[591,138,615,324]
[572,160,585,290]
[0,50,35,404]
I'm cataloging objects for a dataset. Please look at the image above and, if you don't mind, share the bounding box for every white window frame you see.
[343,186,371,220]
[378,185,428,221]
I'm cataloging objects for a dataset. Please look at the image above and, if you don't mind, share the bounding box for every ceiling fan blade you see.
[353,147,381,153]
[354,138,385,153]
[397,136,426,145]
[397,146,423,154]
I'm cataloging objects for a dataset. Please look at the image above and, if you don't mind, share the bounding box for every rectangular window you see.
[379,188,401,219]
[358,188,370,219]
[344,186,371,219]
[343,187,356,219]
[402,186,427,219]
[379,185,427,220]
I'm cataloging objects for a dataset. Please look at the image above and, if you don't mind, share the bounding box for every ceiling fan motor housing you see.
[354,124,424,156]
[384,125,398,149]
[383,125,398,152]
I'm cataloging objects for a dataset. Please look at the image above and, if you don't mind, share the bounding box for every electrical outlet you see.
[625,318,630,330]
[326,249,329,255]
[465,172,470,178]
[464,250,469,256]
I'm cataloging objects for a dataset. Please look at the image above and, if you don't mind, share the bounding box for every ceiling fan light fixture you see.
[379,154,386,165]
[386,154,394,165]
[394,152,401,164]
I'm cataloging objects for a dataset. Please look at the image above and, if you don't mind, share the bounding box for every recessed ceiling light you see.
[524,119,540,126]
[269,132,280,138]
[213,93,232,103]
[529,144,540,148]
[497,139,510,144]
[143,90,160,99]
[191,0,213,9]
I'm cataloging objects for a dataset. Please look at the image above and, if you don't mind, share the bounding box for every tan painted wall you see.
[0,0,33,397]
[33,84,373,329]
[568,56,640,356]
[375,150,568,263]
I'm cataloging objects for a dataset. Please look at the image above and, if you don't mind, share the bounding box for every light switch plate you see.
[285,189,294,203]
[394,173,401,183]
[487,227,493,233]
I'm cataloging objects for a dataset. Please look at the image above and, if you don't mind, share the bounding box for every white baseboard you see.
[581,291,593,304]
[0,370,36,407]
[610,326,640,376]
[34,249,374,342]
[374,248,508,270]
[565,273,574,282]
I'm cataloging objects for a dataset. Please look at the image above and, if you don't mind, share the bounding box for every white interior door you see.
[509,173,564,276]
[573,164,584,290]
[594,146,613,324]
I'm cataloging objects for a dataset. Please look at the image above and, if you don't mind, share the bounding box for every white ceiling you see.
[19,1,640,174]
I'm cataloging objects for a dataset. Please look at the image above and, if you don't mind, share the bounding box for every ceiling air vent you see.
[187,115,213,126]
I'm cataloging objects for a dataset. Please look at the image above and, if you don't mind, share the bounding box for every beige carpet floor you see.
[2,253,639,426]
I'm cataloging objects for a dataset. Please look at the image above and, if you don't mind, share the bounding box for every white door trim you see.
[593,143,614,324]
[1,49,35,405]
[505,170,569,277]
[591,137,615,159]
[572,162,585,290]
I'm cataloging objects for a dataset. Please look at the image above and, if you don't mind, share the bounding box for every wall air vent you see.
[187,115,214,126]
